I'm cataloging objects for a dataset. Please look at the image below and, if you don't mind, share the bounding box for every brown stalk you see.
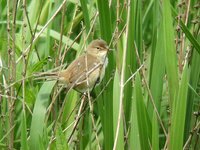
[67,95,87,144]
[50,12,100,146]
[176,2,183,72]
[85,45,101,149]
[65,74,114,127]
[16,0,44,99]
[48,75,113,146]
[60,3,79,65]
[50,1,66,124]
[134,42,167,137]
[183,112,200,149]
[22,0,27,114]
[7,0,18,149]
[183,3,200,149]
[47,62,102,147]
[6,4,11,147]
[57,1,66,67]
[67,74,114,145]
[16,0,68,63]
[177,0,191,72]
[23,0,44,62]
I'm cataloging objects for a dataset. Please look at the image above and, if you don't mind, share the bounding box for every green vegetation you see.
[0,0,200,149]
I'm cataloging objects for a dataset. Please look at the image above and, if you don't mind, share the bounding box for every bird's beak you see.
[105,46,109,51]
[108,47,114,53]
[102,46,109,52]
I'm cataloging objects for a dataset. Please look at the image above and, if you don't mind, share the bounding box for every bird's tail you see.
[33,71,60,81]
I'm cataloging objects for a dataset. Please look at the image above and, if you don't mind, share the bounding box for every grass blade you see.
[184,49,200,140]
[113,70,124,150]
[129,85,141,150]
[152,112,159,150]
[163,0,179,104]
[97,1,114,149]
[124,0,137,125]
[29,81,56,150]
[148,20,165,116]
[56,124,69,150]
[170,65,189,149]
[179,21,200,55]
[135,73,152,150]
[21,112,29,150]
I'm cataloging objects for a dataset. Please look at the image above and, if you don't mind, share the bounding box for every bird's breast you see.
[99,57,108,83]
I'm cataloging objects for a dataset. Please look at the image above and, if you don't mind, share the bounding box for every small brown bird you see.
[38,39,109,93]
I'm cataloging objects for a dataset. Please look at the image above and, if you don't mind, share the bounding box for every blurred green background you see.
[0,0,200,149]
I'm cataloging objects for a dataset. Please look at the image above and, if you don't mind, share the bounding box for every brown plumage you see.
[58,54,102,92]
[36,39,109,93]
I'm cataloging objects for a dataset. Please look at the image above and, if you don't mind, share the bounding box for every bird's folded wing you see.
[59,54,102,86]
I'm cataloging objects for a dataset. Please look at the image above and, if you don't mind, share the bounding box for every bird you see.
[36,39,109,93]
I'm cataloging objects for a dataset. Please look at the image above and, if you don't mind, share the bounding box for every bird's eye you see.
[96,46,100,50]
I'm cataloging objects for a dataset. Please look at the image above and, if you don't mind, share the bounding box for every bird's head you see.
[86,39,109,61]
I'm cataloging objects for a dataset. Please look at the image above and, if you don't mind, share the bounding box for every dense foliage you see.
[0,0,200,149]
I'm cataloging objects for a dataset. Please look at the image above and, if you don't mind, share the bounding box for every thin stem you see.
[67,95,86,144]
[23,0,44,62]
[183,112,200,149]
[179,0,191,72]
[182,0,191,67]
[48,75,113,145]
[85,44,101,149]
[123,64,144,86]
[50,1,66,124]
[7,0,18,148]
[16,0,68,63]
[57,2,66,67]
[16,0,45,99]
[87,92,101,149]
[22,0,27,112]
[134,42,167,137]
[60,3,79,65]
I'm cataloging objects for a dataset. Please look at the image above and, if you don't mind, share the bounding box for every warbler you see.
[37,39,109,93]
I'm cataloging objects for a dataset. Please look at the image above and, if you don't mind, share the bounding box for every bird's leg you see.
[95,76,101,84]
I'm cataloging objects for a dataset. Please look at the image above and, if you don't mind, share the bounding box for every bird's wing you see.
[59,54,101,86]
